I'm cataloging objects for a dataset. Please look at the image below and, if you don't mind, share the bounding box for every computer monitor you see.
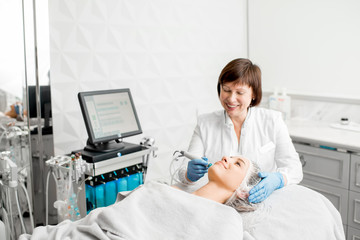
[78,88,142,152]
[28,85,52,127]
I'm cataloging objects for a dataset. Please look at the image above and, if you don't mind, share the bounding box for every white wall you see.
[49,0,247,180]
[249,0,360,99]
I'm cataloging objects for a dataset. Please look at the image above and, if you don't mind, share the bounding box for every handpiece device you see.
[179,151,212,168]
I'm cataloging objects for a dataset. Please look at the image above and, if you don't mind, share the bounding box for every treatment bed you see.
[20,181,345,240]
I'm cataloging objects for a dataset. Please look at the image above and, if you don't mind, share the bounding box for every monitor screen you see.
[78,89,142,146]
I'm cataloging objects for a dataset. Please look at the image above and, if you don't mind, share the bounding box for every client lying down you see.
[20,156,259,240]
[189,155,261,212]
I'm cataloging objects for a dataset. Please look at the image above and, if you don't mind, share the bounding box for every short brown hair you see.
[217,58,262,107]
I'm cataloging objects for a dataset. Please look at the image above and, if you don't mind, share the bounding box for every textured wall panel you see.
[49,0,247,180]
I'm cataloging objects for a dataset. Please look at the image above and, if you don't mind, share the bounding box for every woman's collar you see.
[223,107,253,128]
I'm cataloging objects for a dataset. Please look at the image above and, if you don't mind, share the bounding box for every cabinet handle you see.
[299,155,306,167]
[356,163,360,187]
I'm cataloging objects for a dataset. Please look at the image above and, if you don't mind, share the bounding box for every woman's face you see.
[219,82,253,119]
[208,156,251,192]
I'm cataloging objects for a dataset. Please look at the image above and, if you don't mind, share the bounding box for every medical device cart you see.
[76,144,156,217]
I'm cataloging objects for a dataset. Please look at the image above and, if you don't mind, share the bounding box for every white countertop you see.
[287,119,360,153]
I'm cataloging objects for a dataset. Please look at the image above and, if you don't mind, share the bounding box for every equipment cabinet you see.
[293,142,360,240]
[350,154,360,193]
[348,154,360,240]
[294,143,350,189]
[348,226,360,240]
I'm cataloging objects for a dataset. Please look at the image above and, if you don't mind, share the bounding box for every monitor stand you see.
[84,139,125,153]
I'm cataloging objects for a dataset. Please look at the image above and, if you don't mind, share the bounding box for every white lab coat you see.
[178,107,303,190]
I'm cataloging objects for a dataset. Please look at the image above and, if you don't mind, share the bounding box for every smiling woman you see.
[178,58,303,205]
[192,156,261,212]
[209,156,250,192]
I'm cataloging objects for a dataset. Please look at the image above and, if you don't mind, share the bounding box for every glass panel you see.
[0,0,26,123]
[0,0,33,239]
[0,0,30,163]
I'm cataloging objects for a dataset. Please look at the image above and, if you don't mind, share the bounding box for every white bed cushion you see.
[241,184,345,240]
[19,182,344,240]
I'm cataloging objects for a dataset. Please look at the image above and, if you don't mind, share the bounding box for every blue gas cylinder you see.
[127,173,140,191]
[95,184,105,208]
[105,180,117,206]
[139,172,143,185]
[117,177,128,192]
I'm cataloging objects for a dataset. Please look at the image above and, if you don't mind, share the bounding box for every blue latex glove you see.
[186,157,208,182]
[248,172,284,203]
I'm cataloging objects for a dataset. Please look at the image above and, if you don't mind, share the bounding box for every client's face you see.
[208,156,250,192]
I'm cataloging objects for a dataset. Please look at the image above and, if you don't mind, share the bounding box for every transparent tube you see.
[76,176,93,212]
[1,207,11,240]
[20,182,34,231]
[15,189,26,234]
[45,170,51,225]
[51,171,58,190]
[6,187,15,240]
[51,171,59,210]
[170,152,185,185]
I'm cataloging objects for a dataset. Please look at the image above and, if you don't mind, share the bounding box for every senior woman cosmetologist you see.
[178,58,303,203]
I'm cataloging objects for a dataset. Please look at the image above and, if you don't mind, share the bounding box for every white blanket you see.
[20,181,243,240]
[20,183,345,240]
[242,184,345,240]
